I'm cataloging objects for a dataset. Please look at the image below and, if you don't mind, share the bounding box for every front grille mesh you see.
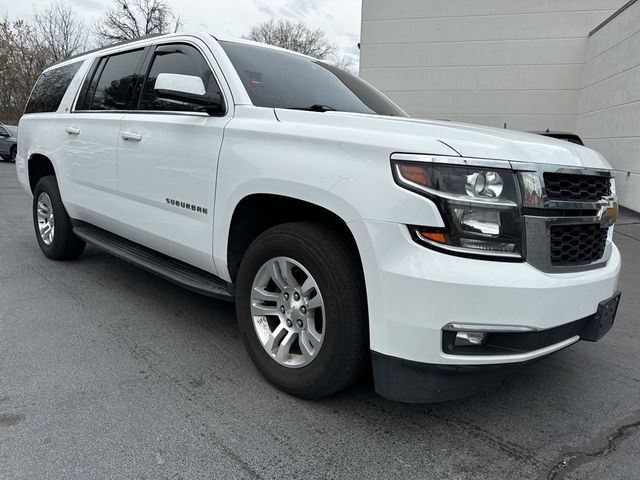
[550,224,608,266]
[544,173,611,202]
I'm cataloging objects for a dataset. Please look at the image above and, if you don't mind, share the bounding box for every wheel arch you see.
[28,153,57,193]
[226,193,364,284]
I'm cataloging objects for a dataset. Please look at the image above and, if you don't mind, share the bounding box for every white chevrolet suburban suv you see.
[16,32,622,402]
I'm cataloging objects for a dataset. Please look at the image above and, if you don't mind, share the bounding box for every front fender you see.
[212,112,450,279]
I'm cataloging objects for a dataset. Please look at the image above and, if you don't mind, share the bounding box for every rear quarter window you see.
[25,62,82,114]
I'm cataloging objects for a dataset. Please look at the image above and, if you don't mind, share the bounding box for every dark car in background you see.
[0,125,17,162]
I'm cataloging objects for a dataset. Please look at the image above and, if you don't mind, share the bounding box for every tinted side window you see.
[76,57,106,111]
[0,126,8,136]
[219,40,407,117]
[140,44,222,112]
[25,62,82,114]
[88,49,144,111]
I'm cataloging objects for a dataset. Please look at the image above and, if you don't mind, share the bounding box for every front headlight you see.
[392,160,524,259]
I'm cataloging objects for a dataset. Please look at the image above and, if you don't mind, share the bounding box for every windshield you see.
[218,40,408,117]
[6,126,17,136]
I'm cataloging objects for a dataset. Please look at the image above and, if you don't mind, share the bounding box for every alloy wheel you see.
[36,192,55,245]
[250,256,325,368]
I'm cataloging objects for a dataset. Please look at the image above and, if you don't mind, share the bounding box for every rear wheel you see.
[9,146,16,162]
[33,176,85,260]
[235,222,368,399]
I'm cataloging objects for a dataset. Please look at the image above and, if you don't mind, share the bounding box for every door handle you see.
[65,127,80,135]
[121,132,142,142]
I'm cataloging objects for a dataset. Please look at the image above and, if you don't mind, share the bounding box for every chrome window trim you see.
[71,109,209,117]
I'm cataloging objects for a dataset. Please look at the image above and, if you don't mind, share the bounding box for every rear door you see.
[116,40,231,272]
[63,48,146,225]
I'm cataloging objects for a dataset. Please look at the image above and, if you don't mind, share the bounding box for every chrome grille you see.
[550,224,608,266]
[516,164,615,273]
[543,173,611,202]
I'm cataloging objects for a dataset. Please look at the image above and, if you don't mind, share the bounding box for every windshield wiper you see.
[287,104,337,112]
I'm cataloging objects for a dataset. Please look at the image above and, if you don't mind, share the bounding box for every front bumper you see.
[372,291,620,402]
[348,219,621,398]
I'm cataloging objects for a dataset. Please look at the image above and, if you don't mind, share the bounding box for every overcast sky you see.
[0,0,362,66]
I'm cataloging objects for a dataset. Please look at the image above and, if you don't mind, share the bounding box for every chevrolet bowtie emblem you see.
[597,198,619,227]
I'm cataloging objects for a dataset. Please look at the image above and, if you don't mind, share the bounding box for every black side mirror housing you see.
[155,89,225,116]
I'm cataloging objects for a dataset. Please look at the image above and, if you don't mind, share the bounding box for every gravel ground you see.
[1,161,639,480]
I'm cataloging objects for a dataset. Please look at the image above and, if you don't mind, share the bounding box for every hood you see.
[274,109,612,170]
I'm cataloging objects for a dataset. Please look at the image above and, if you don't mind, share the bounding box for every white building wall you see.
[360,0,621,131]
[577,1,640,211]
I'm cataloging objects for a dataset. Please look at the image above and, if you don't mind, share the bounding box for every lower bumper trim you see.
[371,351,535,403]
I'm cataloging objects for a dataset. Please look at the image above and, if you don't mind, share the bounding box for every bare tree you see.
[0,18,49,124]
[244,19,336,59]
[94,0,182,46]
[328,54,356,75]
[34,1,89,63]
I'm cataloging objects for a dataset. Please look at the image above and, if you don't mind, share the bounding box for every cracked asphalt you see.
[1,161,639,480]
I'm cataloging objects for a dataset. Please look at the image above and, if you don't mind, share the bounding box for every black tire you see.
[235,222,368,399]
[10,145,16,163]
[33,176,85,260]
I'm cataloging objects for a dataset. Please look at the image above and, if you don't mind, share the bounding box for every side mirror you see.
[0,131,8,138]
[154,73,224,115]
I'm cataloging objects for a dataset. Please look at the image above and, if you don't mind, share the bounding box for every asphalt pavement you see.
[1,160,639,480]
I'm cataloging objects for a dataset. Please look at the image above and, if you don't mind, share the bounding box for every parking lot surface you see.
[1,161,639,480]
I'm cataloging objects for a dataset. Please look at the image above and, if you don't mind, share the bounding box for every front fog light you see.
[454,331,488,347]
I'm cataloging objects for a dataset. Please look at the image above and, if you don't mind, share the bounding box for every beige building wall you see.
[577,1,640,211]
[360,0,622,131]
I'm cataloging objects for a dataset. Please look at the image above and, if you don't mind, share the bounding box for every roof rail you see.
[51,33,164,66]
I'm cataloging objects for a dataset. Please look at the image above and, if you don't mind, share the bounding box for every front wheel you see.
[235,222,368,399]
[9,146,16,162]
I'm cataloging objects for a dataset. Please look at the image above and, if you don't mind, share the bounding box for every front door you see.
[116,41,231,273]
